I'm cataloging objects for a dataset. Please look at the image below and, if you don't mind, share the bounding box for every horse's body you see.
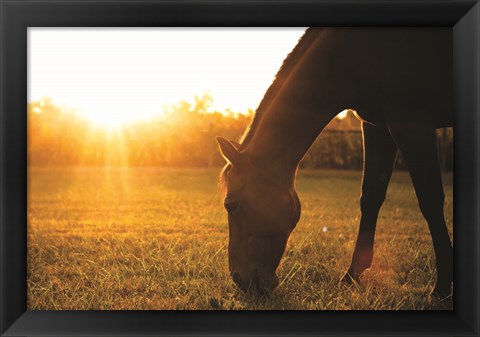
[217,28,453,297]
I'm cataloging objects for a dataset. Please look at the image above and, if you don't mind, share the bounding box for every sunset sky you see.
[28,28,306,128]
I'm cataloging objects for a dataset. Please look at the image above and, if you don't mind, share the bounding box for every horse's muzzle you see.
[231,270,279,294]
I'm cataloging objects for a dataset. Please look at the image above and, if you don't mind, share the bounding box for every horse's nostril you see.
[232,272,249,292]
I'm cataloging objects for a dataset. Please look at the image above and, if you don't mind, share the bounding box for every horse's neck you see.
[244,105,336,186]
[242,29,339,186]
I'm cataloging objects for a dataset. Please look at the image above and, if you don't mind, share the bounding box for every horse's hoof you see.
[340,272,360,286]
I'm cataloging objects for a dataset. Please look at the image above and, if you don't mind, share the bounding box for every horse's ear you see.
[216,136,242,166]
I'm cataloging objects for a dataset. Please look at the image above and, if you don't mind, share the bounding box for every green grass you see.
[27,167,453,310]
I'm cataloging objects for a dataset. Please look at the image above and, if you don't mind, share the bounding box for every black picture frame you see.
[1,0,479,336]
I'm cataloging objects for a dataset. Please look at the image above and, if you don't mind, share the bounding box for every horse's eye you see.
[224,201,239,213]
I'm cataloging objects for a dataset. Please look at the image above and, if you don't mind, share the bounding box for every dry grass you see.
[27,167,453,310]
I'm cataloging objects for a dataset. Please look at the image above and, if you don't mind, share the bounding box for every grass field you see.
[27,167,453,310]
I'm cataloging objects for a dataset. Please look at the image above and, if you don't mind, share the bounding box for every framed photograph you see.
[1,0,479,336]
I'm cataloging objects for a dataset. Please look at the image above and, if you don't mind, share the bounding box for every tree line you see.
[28,94,453,170]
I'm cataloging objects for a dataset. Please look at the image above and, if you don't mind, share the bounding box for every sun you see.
[76,101,163,130]
[80,110,130,130]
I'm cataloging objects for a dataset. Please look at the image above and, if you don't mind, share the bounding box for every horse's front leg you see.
[341,122,397,284]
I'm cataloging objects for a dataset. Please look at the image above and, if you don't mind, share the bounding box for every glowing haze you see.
[28,28,306,129]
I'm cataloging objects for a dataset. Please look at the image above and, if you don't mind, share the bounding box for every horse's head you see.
[216,137,301,294]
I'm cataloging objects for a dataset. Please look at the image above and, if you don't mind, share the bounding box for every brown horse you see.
[217,28,453,298]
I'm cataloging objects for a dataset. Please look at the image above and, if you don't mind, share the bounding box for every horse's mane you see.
[220,28,318,189]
